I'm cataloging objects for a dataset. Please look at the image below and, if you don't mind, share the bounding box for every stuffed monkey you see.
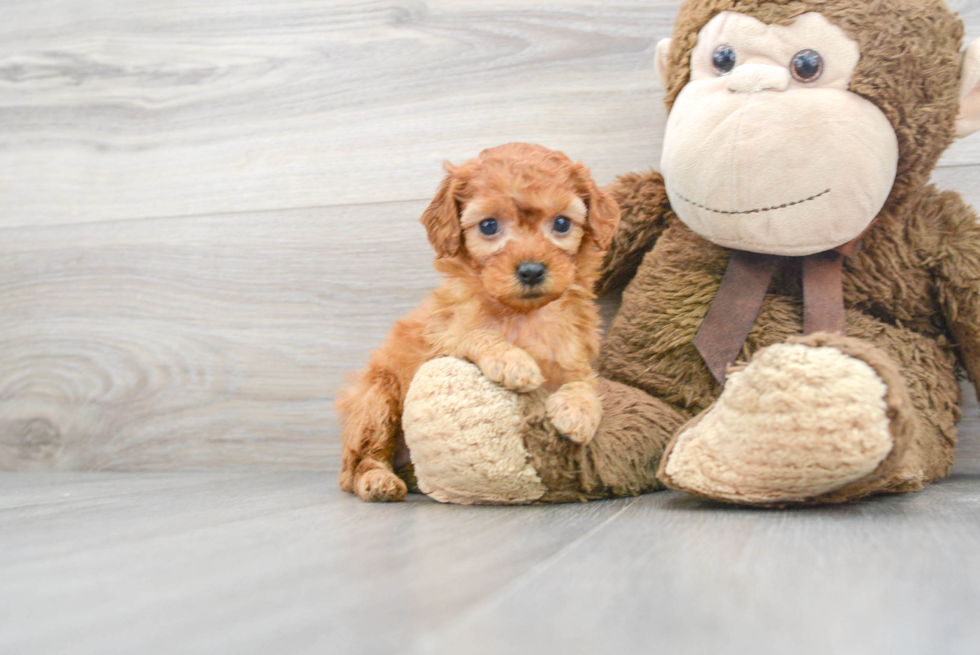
[402,0,980,506]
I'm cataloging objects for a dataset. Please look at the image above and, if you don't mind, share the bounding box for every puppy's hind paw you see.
[547,384,602,445]
[479,348,544,392]
[355,468,408,502]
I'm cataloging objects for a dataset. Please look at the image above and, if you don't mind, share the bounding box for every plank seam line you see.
[0,197,434,234]
[414,497,639,654]
[935,162,980,170]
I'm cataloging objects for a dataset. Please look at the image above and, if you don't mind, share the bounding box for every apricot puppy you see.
[337,143,620,502]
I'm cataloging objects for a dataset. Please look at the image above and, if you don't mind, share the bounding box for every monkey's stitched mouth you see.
[673,188,831,215]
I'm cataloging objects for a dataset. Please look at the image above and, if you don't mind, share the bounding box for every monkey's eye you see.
[791,49,823,82]
[478,218,499,236]
[553,216,572,235]
[712,45,736,75]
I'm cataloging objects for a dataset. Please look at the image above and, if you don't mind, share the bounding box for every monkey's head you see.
[657,0,980,256]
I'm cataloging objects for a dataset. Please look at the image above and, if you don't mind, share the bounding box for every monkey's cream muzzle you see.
[659,12,899,256]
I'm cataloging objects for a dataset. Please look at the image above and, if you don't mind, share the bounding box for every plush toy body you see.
[403,0,980,506]
[404,358,681,504]
[598,179,971,504]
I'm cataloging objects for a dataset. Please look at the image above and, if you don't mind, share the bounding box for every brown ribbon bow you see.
[693,249,847,384]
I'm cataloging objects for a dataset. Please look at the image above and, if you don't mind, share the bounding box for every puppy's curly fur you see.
[337,143,620,502]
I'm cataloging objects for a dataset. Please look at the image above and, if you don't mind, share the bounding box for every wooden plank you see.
[3,0,978,228]
[0,470,249,510]
[428,482,980,655]
[2,167,980,471]
[0,472,633,655]
[1,466,978,655]
[0,201,436,471]
[0,0,681,227]
[929,165,980,217]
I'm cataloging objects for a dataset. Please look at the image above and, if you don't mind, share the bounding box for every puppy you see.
[337,143,620,502]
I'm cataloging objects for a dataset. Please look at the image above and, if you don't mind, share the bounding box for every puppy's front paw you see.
[479,348,544,392]
[355,468,408,502]
[547,384,602,445]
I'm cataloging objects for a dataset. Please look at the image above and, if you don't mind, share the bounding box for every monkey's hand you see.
[936,194,980,400]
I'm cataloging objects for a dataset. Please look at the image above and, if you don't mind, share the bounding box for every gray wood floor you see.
[2,426,979,655]
[3,1,980,653]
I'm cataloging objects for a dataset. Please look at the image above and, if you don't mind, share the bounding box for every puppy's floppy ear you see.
[576,166,620,250]
[420,163,463,258]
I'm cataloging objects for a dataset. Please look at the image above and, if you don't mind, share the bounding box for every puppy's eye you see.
[553,216,572,235]
[478,218,499,236]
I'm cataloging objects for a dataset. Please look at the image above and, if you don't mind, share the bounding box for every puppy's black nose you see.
[516,262,547,286]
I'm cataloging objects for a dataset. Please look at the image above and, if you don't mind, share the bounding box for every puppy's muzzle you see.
[516,262,547,287]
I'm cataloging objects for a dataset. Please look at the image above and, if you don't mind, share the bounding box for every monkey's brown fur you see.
[390,0,980,505]
[589,0,980,503]
[337,143,619,502]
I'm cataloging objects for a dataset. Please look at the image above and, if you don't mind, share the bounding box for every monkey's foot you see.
[403,357,549,505]
[658,334,915,506]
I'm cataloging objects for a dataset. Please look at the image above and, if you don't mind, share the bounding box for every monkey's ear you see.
[420,165,462,258]
[579,174,621,251]
[956,37,980,138]
[655,38,672,91]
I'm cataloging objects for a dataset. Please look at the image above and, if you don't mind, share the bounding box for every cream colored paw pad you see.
[402,357,547,505]
[663,343,894,503]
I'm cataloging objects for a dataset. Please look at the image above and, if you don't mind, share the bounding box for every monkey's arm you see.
[598,170,675,295]
[934,192,980,397]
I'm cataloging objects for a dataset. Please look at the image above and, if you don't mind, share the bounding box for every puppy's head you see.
[420,143,620,312]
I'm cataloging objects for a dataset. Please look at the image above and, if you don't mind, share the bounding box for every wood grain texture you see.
[3,3,980,652]
[3,178,980,471]
[0,469,977,655]
[0,472,636,655]
[0,0,678,226]
[433,482,980,655]
[1,0,980,471]
[2,0,979,227]
[0,201,436,470]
